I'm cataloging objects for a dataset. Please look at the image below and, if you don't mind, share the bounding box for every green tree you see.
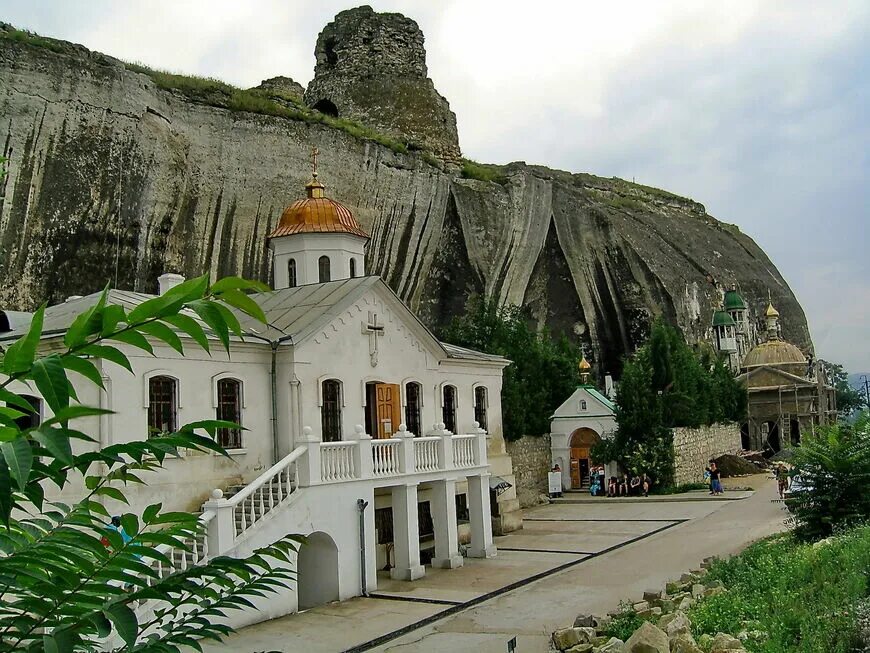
[819,359,865,416]
[439,297,581,440]
[788,412,870,540]
[0,276,300,651]
[595,320,747,487]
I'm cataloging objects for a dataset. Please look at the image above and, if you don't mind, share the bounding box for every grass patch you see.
[601,602,652,641]
[460,159,509,184]
[0,26,67,53]
[604,194,646,211]
[689,526,870,652]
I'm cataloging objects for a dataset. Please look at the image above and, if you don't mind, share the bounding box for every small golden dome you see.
[765,303,780,318]
[742,339,806,373]
[267,176,369,240]
[578,357,592,371]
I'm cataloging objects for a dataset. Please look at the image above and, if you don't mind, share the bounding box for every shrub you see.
[788,412,870,540]
[601,603,649,641]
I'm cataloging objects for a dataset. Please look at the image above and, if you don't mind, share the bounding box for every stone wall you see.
[672,423,741,486]
[506,435,552,508]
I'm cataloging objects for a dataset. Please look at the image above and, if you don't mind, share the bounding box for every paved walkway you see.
[204,474,784,653]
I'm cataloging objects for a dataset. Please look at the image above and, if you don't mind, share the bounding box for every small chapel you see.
[0,155,523,626]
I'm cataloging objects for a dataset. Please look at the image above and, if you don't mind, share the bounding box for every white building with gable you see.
[0,168,523,627]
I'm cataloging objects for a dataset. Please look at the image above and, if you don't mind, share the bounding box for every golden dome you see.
[742,339,806,373]
[267,177,369,240]
[765,303,780,318]
[578,357,592,371]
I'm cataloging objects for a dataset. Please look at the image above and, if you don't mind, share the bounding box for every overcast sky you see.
[5,0,869,372]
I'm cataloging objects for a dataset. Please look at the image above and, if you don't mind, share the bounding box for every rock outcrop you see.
[0,19,813,377]
[303,5,461,162]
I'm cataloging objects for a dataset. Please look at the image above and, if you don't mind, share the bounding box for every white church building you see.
[0,169,523,627]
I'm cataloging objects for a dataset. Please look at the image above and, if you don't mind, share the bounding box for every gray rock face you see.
[303,5,461,161]
[253,76,305,100]
[0,34,813,378]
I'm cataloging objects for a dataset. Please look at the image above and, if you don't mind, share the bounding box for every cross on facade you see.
[362,311,385,367]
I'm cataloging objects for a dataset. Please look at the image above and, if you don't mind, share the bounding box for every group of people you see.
[704,460,724,495]
[605,473,651,497]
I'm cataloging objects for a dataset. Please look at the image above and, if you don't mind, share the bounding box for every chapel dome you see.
[267,178,369,240]
[723,289,747,311]
[742,339,807,375]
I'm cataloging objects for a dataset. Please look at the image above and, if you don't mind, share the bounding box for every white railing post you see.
[473,421,488,467]
[297,426,322,486]
[437,427,454,471]
[397,423,415,474]
[202,489,235,556]
[353,424,374,480]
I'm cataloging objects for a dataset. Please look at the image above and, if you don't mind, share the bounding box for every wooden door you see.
[569,459,580,489]
[375,383,401,439]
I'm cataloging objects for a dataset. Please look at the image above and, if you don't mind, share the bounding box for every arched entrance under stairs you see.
[568,428,601,489]
[298,531,339,610]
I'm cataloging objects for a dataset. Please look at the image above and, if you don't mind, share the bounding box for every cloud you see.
[4,0,869,370]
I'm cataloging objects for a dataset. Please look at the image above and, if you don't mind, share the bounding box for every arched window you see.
[288,258,297,288]
[579,399,588,412]
[148,376,177,436]
[216,378,243,449]
[350,258,357,278]
[15,395,41,430]
[318,256,331,283]
[321,379,342,442]
[474,386,488,431]
[442,385,457,433]
[405,382,422,436]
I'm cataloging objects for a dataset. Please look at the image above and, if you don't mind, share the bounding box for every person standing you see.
[709,462,724,496]
[642,473,651,497]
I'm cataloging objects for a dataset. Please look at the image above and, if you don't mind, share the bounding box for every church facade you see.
[0,167,522,627]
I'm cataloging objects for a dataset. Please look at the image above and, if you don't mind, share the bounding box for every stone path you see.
[203,474,784,653]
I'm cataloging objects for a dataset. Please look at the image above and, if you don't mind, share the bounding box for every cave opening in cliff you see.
[313,98,339,117]
[324,37,338,67]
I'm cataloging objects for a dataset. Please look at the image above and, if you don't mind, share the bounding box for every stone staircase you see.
[224,475,295,537]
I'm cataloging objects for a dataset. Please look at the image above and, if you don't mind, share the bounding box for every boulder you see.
[665,612,691,638]
[574,614,597,628]
[657,598,675,613]
[574,627,597,643]
[565,645,593,653]
[710,632,743,651]
[680,573,698,584]
[703,579,724,590]
[670,632,703,653]
[633,601,650,612]
[597,637,624,653]
[704,586,726,598]
[691,584,706,598]
[623,621,669,653]
[665,581,682,595]
[697,633,714,652]
[643,589,663,602]
[553,627,581,650]
[677,597,693,611]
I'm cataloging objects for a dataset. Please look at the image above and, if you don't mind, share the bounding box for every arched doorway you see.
[568,428,601,489]
[740,423,750,450]
[298,531,339,610]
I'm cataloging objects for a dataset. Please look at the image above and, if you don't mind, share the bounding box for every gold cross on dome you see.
[311,146,319,178]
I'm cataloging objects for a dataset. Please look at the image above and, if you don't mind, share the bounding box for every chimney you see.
[158,273,185,295]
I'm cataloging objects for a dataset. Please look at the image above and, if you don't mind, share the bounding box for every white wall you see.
[270,232,367,288]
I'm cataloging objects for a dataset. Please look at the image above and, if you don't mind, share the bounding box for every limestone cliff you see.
[0,29,813,376]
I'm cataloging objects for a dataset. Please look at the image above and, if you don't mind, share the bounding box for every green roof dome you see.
[723,289,747,311]
[712,310,736,327]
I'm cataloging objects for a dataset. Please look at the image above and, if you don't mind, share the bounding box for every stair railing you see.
[202,445,307,554]
[149,510,216,583]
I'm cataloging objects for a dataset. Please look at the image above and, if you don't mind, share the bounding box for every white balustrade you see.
[150,510,215,583]
[414,437,441,473]
[231,452,300,537]
[371,439,401,477]
[320,442,358,482]
[452,435,476,468]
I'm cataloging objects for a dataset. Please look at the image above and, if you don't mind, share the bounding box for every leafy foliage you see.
[690,526,870,652]
[439,297,581,440]
[819,359,866,416]
[594,320,747,486]
[600,601,650,640]
[460,159,509,185]
[787,412,870,540]
[0,275,304,651]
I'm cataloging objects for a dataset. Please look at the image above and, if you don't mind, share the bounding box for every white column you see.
[296,426,321,487]
[353,424,374,480]
[430,479,463,569]
[390,483,425,581]
[467,474,496,558]
[397,424,415,474]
